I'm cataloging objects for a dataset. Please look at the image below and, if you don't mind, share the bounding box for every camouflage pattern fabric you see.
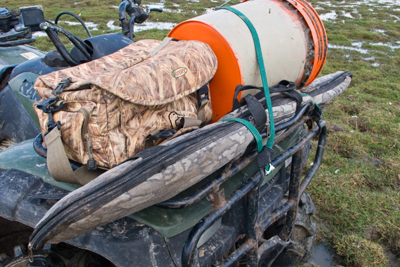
[34,39,217,169]
[30,72,353,246]
[300,71,352,106]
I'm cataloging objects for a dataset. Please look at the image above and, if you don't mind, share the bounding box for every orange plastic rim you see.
[168,21,244,122]
[284,0,328,85]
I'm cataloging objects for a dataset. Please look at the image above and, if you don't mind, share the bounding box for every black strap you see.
[232,84,264,111]
[243,94,267,132]
[269,80,296,93]
[232,80,304,116]
[197,83,209,108]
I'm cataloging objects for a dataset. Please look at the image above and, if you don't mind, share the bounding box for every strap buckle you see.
[51,77,72,96]
[36,97,64,135]
[265,164,275,175]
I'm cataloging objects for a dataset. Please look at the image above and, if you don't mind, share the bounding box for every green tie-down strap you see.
[222,118,275,174]
[217,6,275,149]
[218,6,275,173]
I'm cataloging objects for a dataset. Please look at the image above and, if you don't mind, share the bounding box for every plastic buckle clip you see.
[51,77,71,96]
[36,97,64,135]
[265,164,275,175]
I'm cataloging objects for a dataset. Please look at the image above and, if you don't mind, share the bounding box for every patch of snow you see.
[345,54,350,58]
[205,8,215,13]
[319,11,337,21]
[320,1,333,6]
[328,43,369,54]
[172,3,180,7]
[33,31,48,37]
[372,29,387,35]
[59,21,98,31]
[147,3,164,8]
[389,14,400,22]
[351,41,363,48]
[107,20,120,31]
[74,2,81,4]
[134,21,177,32]
[372,62,380,67]
[368,8,374,11]
[370,42,400,50]
[342,11,354,18]
[111,5,119,8]
[363,56,375,60]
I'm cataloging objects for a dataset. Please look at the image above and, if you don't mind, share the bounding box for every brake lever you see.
[149,7,163,13]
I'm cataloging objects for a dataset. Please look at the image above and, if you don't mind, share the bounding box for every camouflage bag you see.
[34,38,217,185]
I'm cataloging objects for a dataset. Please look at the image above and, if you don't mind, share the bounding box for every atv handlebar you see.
[119,0,163,40]
[1,2,160,64]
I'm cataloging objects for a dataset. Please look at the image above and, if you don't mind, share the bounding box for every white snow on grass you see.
[352,41,363,48]
[372,29,388,35]
[342,11,354,18]
[107,20,120,31]
[32,31,48,37]
[370,42,400,50]
[363,56,375,60]
[59,21,99,31]
[319,11,337,21]
[134,21,177,32]
[389,14,400,22]
[372,62,380,67]
[328,44,369,54]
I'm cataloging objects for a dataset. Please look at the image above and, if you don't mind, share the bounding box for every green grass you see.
[307,0,400,265]
[3,0,400,265]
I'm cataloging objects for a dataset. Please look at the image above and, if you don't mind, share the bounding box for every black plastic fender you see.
[0,85,40,142]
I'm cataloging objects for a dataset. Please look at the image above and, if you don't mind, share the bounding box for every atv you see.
[0,1,351,266]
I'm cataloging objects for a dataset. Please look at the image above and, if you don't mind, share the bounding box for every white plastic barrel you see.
[168,0,327,121]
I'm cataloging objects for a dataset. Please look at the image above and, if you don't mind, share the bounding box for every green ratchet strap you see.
[218,6,275,149]
[223,118,264,153]
[218,6,275,174]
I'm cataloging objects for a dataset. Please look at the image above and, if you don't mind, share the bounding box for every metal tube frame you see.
[156,104,310,209]
[180,119,327,267]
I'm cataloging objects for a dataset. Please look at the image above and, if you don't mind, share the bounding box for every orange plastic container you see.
[168,0,327,122]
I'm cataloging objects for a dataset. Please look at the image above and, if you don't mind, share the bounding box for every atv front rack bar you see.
[156,104,311,209]
[180,119,327,267]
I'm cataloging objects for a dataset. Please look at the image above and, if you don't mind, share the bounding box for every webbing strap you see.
[45,128,102,185]
[217,6,275,149]
[223,118,264,153]
[148,37,173,56]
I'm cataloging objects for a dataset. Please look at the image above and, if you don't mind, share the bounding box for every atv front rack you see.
[157,105,327,266]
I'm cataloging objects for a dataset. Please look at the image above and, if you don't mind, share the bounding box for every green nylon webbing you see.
[217,6,275,149]
[301,93,321,110]
[222,118,264,153]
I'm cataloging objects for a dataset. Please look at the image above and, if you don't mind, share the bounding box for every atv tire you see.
[270,192,316,267]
